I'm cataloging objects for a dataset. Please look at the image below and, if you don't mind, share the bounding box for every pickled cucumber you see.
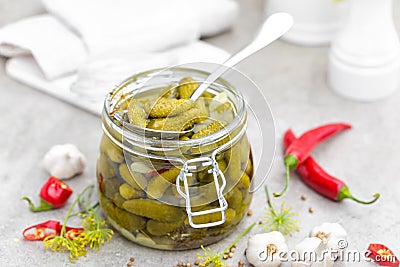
[177,77,199,99]
[217,159,227,172]
[160,168,181,183]
[179,135,191,141]
[147,118,167,131]
[160,85,178,98]
[237,173,250,189]
[97,153,116,179]
[149,98,194,118]
[119,184,144,200]
[101,178,122,199]
[196,97,209,118]
[100,194,146,231]
[122,199,186,222]
[119,163,147,190]
[245,158,253,176]
[146,220,183,236]
[146,175,170,199]
[115,208,147,231]
[197,159,227,184]
[225,187,242,209]
[152,107,206,132]
[198,169,213,183]
[128,100,148,128]
[191,208,236,225]
[192,121,225,139]
[100,136,124,163]
[225,145,242,183]
[112,193,125,208]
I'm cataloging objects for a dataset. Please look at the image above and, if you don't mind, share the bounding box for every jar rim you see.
[103,66,247,149]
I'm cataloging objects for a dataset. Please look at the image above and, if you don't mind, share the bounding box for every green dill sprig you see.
[43,185,114,262]
[261,186,300,236]
[197,222,256,267]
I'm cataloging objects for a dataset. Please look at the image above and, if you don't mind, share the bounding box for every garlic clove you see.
[246,231,288,267]
[43,144,87,180]
[292,262,311,267]
[293,237,323,263]
[309,222,347,262]
[311,256,334,267]
[292,237,335,267]
[310,223,347,249]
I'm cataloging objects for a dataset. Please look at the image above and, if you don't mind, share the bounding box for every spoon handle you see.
[190,12,293,101]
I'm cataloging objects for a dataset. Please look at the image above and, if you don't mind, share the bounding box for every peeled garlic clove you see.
[43,144,87,179]
[246,231,288,267]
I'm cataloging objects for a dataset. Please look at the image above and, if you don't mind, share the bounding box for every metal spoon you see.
[190,12,294,101]
[129,13,293,139]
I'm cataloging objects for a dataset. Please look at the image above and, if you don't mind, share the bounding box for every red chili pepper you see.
[65,226,85,240]
[274,123,352,197]
[23,220,84,241]
[284,129,380,204]
[367,244,399,267]
[23,220,61,241]
[21,176,73,212]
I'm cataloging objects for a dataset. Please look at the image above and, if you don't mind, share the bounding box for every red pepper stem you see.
[337,186,380,205]
[284,154,299,170]
[273,164,291,197]
[21,197,54,212]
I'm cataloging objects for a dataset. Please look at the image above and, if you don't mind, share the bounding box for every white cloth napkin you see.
[0,15,87,79]
[42,0,238,56]
[71,42,230,101]
[6,41,230,115]
[0,0,237,114]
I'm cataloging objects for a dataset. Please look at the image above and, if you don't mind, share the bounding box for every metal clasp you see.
[176,156,228,228]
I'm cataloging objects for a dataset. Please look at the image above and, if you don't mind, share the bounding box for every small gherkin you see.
[177,77,199,99]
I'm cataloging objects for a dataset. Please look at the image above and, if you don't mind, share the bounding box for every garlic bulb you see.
[43,144,87,179]
[292,237,334,267]
[310,223,347,253]
[246,231,288,267]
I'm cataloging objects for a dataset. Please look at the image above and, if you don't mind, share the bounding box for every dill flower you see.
[197,222,256,267]
[197,246,225,267]
[41,185,113,262]
[261,186,300,236]
[43,234,87,263]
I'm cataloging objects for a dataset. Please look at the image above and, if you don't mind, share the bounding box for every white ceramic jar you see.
[328,0,400,101]
[265,0,348,46]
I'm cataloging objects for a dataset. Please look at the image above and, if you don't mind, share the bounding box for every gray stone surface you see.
[0,0,399,266]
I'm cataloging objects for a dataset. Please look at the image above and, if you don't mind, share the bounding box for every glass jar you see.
[97,66,255,250]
